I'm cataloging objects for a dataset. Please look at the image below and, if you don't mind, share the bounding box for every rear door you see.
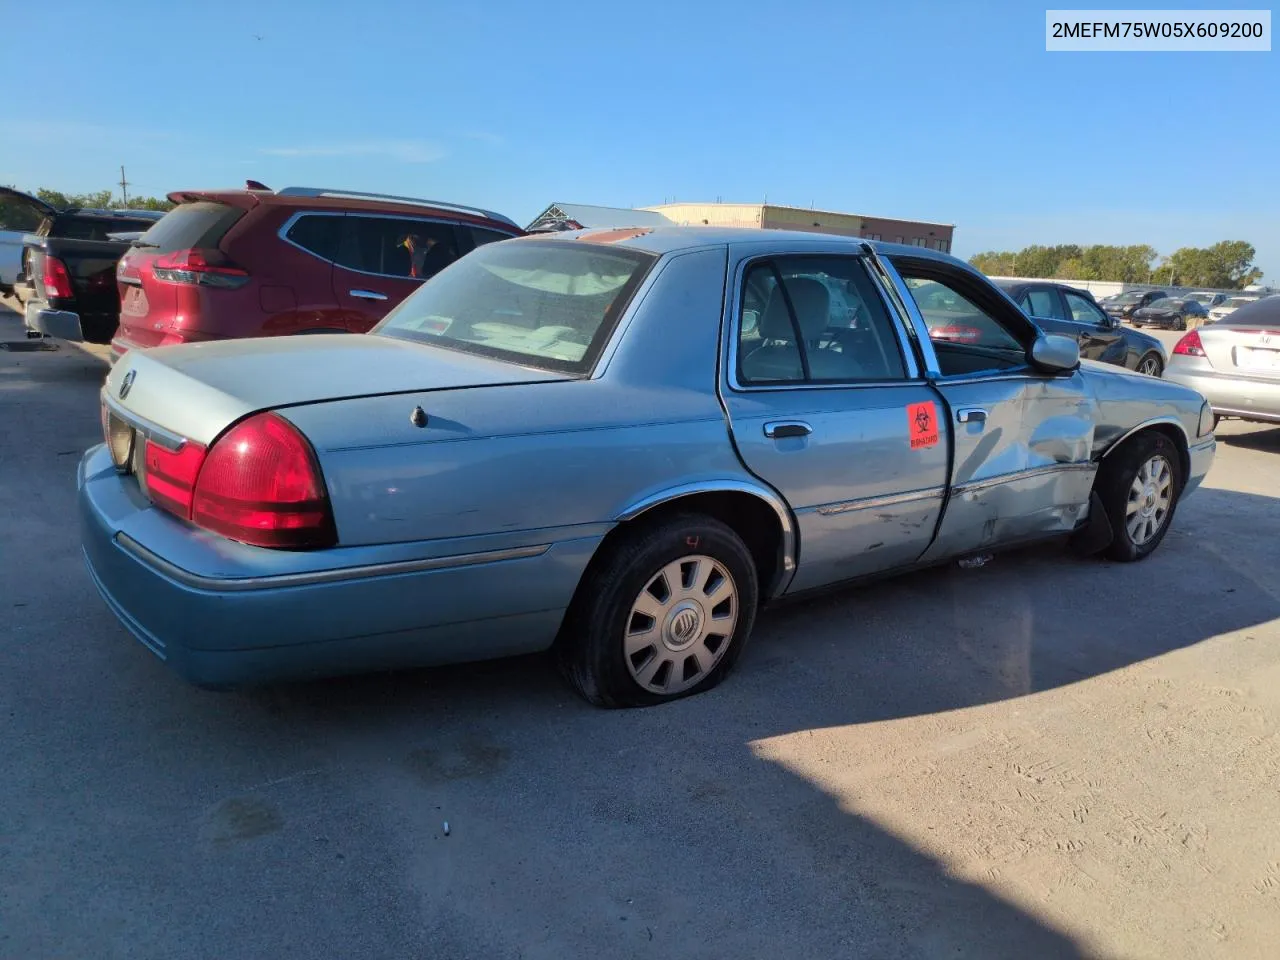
[331,215,465,331]
[719,249,950,593]
[886,257,1097,561]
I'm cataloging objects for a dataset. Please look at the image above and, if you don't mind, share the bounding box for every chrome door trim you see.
[349,289,389,301]
[115,534,550,592]
[813,485,946,517]
[870,254,943,378]
[763,419,812,438]
[951,462,1096,498]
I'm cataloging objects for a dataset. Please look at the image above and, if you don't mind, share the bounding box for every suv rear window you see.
[136,201,245,253]
[375,239,656,374]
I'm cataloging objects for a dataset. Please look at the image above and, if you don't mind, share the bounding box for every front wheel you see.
[1095,433,1183,562]
[1136,353,1163,377]
[557,514,759,707]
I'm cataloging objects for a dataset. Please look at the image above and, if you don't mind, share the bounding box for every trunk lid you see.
[103,333,570,446]
[1199,324,1280,380]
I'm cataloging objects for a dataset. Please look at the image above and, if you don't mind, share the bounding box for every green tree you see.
[969,251,1018,275]
[32,188,174,212]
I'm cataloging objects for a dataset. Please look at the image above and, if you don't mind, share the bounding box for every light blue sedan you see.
[81,227,1216,706]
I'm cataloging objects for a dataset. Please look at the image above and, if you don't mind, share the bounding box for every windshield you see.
[374,239,657,373]
[1184,292,1215,304]
[1224,297,1257,308]
[1114,291,1150,303]
[1142,296,1175,309]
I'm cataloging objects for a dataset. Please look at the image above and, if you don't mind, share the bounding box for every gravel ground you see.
[2,303,1278,959]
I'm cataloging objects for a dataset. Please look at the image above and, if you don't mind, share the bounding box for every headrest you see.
[759,277,831,341]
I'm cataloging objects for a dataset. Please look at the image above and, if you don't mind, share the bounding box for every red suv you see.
[112,183,522,361]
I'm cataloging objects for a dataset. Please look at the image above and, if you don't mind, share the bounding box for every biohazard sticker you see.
[907,401,940,449]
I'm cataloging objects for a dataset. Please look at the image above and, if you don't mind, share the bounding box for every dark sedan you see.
[997,280,1168,376]
[1101,289,1169,323]
[1132,297,1210,331]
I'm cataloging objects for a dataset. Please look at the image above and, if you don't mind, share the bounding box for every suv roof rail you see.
[274,186,519,229]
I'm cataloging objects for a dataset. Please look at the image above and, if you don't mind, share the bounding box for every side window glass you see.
[285,214,342,261]
[1027,289,1066,320]
[469,226,515,249]
[335,217,461,279]
[1064,291,1107,325]
[737,256,907,385]
[901,275,1024,353]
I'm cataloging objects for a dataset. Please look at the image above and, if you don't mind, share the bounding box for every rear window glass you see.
[285,214,343,261]
[375,239,656,374]
[136,201,245,253]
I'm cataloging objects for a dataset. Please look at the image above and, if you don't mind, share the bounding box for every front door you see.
[331,215,465,332]
[888,259,1098,562]
[719,252,950,593]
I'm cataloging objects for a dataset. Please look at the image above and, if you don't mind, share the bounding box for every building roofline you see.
[642,200,955,230]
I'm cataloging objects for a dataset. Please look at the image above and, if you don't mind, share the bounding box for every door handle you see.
[764,420,812,439]
[350,289,388,301]
[956,408,987,423]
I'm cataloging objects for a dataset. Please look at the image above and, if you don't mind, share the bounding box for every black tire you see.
[1131,321,1142,329]
[1136,352,1163,377]
[1095,432,1183,562]
[557,513,758,708]
[1176,315,1187,331]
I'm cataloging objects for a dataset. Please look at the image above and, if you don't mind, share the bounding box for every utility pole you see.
[118,165,130,206]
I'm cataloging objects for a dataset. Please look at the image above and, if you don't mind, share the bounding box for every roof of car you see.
[520,224,968,264]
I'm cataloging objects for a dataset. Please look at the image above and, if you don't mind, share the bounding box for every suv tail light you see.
[42,255,74,298]
[1172,330,1205,357]
[190,413,335,549]
[151,248,250,289]
[117,251,143,285]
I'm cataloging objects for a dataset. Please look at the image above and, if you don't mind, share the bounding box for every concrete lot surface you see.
[2,303,1278,959]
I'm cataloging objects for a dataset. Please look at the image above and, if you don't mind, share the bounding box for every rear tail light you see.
[151,248,250,289]
[1172,330,1205,357]
[144,439,207,517]
[117,251,143,285]
[190,413,335,549]
[42,255,74,298]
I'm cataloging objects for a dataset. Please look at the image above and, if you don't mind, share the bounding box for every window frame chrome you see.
[722,248,924,394]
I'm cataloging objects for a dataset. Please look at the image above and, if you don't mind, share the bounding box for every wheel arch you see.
[1099,417,1190,483]
[610,481,798,601]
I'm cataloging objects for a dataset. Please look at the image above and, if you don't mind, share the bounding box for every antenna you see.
[118,165,130,206]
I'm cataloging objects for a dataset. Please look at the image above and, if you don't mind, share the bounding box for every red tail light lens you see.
[42,255,74,298]
[1172,330,1205,357]
[191,413,335,549]
[144,439,207,518]
[151,248,250,289]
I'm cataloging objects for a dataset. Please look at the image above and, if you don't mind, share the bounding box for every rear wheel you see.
[1095,432,1182,562]
[1136,353,1163,377]
[557,514,758,707]
[1176,315,1187,331]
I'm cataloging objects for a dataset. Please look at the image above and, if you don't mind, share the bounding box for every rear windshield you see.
[38,214,161,241]
[374,239,657,374]
[135,201,245,253]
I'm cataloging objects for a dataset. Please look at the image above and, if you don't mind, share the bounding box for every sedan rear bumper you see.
[1166,364,1280,424]
[78,444,600,687]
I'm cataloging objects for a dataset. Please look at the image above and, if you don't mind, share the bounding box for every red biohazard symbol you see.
[907,401,940,450]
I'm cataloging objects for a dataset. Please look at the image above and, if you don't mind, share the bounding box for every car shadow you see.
[167,485,1276,958]
[1216,422,1280,452]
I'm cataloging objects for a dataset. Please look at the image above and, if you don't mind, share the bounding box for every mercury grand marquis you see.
[80,226,1217,707]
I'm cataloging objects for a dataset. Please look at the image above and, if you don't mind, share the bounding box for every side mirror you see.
[1029,333,1080,373]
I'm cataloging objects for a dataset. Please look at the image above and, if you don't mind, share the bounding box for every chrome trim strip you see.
[814,486,946,517]
[100,389,187,452]
[723,251,923,393]
[1099,416,1192,459]
[1205,407,1280,423]
[953,462,1096,497]
[614,479,798,595]
[115,534,550,592]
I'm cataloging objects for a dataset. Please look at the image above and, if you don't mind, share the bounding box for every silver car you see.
[1166,296,1280,425]
[80,228,1216,707]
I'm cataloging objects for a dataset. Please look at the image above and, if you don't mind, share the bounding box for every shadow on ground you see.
[5,301,1278,959]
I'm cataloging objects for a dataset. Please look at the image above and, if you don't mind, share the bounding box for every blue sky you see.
[3,0,1276,277]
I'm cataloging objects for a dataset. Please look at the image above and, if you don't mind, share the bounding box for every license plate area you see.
[121,285,149,318]
[1238,345,1280,370]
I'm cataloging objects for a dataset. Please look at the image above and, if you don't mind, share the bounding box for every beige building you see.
[641,202,954,254]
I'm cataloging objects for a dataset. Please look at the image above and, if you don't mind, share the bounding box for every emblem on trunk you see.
[118,370,136,400]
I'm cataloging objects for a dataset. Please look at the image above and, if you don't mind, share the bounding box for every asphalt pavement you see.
[2,303,1279,960]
